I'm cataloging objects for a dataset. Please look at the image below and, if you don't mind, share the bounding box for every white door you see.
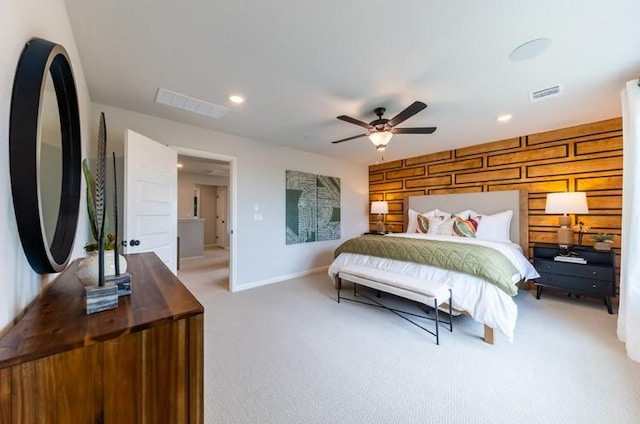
[124,130,178,273]
[216,186,229,248]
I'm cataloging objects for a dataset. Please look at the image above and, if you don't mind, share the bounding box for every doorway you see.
[172,146,236,291]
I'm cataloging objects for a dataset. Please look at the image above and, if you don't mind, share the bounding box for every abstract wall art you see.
[286,170,340,244]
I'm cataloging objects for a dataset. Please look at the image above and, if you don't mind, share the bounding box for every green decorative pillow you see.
[453,217,479,238]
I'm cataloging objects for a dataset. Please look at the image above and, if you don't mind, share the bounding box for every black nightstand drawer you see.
[534,259,614,282]
[537,272,615,296]
[533,243,616,314]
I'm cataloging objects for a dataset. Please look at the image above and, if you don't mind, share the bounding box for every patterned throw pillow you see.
[453,216,480,238]
[417,214,430,233]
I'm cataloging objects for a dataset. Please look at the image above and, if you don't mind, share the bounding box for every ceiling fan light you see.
[369,131,393,150]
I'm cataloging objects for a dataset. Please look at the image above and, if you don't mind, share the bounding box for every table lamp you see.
[545,192,589,248]
[371,201,389,234]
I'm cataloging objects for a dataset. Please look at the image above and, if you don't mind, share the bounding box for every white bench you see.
[337,265,453,345]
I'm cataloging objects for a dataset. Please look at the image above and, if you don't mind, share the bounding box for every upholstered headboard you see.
[405,190,529,255]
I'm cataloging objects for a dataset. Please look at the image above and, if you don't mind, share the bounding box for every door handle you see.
[129,239,140,246]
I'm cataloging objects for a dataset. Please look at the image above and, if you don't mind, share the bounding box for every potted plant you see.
[572,221,590,245]
[592,233,615,251]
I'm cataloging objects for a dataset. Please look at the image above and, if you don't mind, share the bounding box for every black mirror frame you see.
[10,38,81,273]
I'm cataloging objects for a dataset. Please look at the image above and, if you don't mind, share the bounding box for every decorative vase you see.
[593,241,611,251]
[77,251,128,286]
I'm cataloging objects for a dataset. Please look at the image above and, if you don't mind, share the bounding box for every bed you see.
[328,190,540,343]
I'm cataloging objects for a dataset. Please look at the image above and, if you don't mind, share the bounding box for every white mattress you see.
[328,234,540,342]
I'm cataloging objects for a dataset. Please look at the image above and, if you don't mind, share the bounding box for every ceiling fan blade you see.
[388,101,427,127]
[337,115,373,129]
[392,127,437,134]
[331,133,368,144]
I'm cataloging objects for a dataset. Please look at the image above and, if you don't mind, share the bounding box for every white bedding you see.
[328,233,540,342]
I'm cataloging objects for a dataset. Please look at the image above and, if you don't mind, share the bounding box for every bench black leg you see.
[433,298,440,345]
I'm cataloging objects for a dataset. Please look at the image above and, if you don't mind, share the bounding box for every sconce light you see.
[545,192,589,248]
[371,201,389,233]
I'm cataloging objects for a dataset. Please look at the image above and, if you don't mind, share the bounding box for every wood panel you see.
[455,137,521,157]
[0,368,11,423]
[369,118,623,283]
[104,331,141,423]
[188,314,205,424]
[527,118,621,145]
[10,345,102,422]
[141,320,188,423]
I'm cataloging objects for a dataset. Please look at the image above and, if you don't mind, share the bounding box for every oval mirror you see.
[9,38,81,273]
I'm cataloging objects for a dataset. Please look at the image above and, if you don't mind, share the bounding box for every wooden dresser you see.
[0,253,204,423]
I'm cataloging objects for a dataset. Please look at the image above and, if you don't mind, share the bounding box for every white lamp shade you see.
[368,131,393,151]
[545,192,589,214]
[371,201,389,214]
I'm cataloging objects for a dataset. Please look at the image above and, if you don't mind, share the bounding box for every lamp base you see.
[376,215,386,234]
[557,227,574,248]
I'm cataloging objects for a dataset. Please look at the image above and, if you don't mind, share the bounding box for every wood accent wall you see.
[369,118,623,259]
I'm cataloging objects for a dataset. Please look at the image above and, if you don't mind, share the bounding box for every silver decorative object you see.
[85,112,119,313]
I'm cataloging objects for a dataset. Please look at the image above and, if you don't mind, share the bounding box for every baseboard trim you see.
[233,266,329,292]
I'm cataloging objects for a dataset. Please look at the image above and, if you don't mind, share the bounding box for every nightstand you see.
[533,243,616,314]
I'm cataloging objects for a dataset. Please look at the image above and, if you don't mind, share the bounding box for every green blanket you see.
[335,235,519,296]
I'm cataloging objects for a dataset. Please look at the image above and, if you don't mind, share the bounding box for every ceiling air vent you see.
[155,88,228,119]
[530,84,562,102]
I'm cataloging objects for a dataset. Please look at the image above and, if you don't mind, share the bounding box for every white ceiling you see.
[64,0,640,164]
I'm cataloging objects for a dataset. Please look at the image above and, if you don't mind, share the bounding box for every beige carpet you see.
[179,250,640,424]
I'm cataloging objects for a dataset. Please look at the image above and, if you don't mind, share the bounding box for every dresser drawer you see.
[536,272,615,296]
[534,259,614,282]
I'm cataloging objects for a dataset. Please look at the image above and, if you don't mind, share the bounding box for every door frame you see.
[171,146,237,292]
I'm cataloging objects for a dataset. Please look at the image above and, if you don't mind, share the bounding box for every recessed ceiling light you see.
[497,114,512,122]
[509,38,552,61]
[229,95,245,104]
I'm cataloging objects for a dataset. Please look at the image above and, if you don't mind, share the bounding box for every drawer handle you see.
[592,284,597,288]
[592,271,597,275]
[546,265,552,269]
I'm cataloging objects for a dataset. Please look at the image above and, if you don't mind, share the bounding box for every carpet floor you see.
[179,249,640,424]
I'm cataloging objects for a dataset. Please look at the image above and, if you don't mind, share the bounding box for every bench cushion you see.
[339,264,450,303]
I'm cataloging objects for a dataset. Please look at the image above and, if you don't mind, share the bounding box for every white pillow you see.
[407,208,451,233]
[432,209,452,218]
[455,209,473,220]
[407,209,420,233]
[474,210,513,241]
[428,215,456,235]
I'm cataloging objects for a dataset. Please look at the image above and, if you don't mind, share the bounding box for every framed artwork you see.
[286,170,340,244]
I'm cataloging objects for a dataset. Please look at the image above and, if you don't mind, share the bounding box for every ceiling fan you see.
[331,101,436,151]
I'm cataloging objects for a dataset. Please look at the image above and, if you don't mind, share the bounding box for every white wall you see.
[0,0,91,332]
[92,103,369,289]
[177,172,224,218]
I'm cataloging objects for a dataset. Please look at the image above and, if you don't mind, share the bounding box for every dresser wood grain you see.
[0,252,204,424]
